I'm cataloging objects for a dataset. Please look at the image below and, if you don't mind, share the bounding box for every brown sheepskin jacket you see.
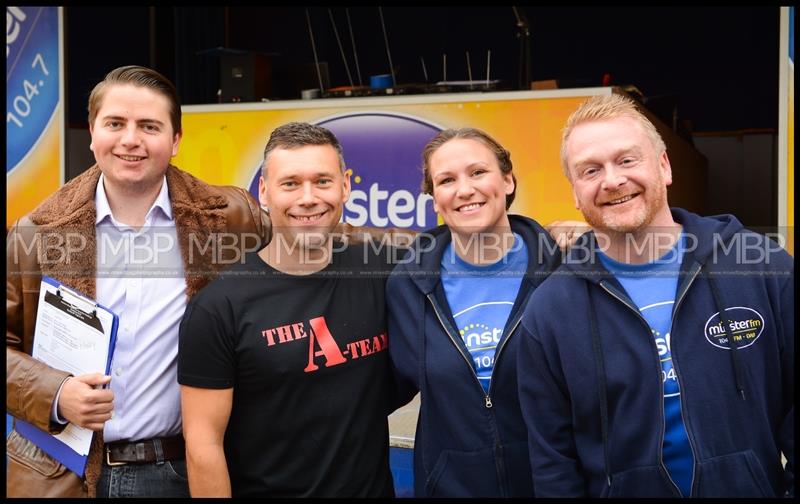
[6,164,271,497]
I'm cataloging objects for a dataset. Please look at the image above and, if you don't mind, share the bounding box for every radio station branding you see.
[250,112,440,230]
[703,306,765,349]
[7,6,60,173]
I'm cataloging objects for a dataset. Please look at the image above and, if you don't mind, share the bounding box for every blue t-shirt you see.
[598,234,694,497]
[441,233,528,394]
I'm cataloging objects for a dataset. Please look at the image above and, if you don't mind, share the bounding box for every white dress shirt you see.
[93,174,187,442]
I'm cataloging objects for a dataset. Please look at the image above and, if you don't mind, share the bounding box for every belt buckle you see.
[105,445,127,466]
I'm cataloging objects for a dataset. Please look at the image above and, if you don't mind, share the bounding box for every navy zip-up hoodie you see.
[518,208,794,498]
[387,215,561,497]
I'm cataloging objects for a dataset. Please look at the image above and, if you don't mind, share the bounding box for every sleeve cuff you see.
[50,377,71,425]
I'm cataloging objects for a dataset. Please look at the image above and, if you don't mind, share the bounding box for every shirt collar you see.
[95,174,173,225]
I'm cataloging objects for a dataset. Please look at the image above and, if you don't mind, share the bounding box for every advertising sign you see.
[176,88,610,230]
[6,6,64,228]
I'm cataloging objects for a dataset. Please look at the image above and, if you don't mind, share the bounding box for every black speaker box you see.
[219,51,272,102]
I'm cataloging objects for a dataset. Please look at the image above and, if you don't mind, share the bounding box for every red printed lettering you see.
[372,333,387,352]
[292,322,306,340]
[262,328,277,346]
[276,324,293,343]
[304,317,347,373]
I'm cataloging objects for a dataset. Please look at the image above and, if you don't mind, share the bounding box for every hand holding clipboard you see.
[14,276,119,477]
[56,372,114,431]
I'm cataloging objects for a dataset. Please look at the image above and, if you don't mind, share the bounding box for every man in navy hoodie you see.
[517,93,793,498]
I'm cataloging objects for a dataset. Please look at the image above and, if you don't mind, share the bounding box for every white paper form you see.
[31,280,117,455]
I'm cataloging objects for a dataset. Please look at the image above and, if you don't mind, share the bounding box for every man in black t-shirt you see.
[177,122,396,497]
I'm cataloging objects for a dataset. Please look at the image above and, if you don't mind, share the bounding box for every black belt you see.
[105,436,185,466]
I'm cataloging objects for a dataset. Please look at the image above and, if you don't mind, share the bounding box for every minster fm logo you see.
[703,306,765,350]
[261,316,387,373]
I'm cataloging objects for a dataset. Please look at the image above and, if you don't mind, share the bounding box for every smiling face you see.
[428,138,514,238]
[259,144,350,251]
[89,84,180,194]
[565,115,673,234]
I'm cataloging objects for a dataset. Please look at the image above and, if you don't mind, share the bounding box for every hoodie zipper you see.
[427,292,523,498]
[426,293,490,406]
[426,293,526,408]
[664,263,702,497]
[487,313,524,402]
[599,281,691,497]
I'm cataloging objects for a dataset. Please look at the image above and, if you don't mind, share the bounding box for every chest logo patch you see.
[703,306,765,350]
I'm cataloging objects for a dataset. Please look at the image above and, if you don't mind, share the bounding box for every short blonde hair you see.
[560,94,666,179]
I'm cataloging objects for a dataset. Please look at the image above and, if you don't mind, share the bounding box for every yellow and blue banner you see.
[176,88,610,229]
[6,6,64,228]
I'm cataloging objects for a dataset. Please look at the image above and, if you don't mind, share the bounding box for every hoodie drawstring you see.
[419,293,429,477]
[587,284,612,488]
[706,270,747,401]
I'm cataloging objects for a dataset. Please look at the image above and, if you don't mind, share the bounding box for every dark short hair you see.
[421,127,517,209]
[261,122,345,178]
[88,65,181,135]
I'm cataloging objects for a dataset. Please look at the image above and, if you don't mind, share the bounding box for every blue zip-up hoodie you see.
[387,215,561,497]
[518,208,794,498]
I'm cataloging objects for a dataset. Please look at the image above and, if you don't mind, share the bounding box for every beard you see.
[580,182,668,234]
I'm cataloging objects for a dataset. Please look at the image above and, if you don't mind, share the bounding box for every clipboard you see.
[14,276,118,477]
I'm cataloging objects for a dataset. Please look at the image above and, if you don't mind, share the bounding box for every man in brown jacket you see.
[6,66,271,497]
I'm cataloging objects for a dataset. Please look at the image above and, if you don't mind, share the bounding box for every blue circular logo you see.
[248,112,441,230]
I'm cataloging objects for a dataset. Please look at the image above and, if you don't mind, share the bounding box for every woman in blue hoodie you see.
[386,128,562,497]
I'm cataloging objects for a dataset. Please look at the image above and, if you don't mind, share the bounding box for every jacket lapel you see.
[27,163,233,332]
[29,166,100,300]
[166,165,229,299]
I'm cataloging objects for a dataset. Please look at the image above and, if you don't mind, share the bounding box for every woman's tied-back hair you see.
[421,127,517,210]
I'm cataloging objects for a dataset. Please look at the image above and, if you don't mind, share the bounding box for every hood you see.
[672,208,744,263]
[562,207,745,282]
[394,214,560,294]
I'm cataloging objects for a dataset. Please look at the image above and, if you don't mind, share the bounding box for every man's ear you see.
[258,174,269,209]
[341,168,351,204]
[171,131,182,158]
[659,151,673,187]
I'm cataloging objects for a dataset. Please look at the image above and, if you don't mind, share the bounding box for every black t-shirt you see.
[178,243,395,497]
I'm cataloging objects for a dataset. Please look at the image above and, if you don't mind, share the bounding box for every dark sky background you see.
[65,6,780,133]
